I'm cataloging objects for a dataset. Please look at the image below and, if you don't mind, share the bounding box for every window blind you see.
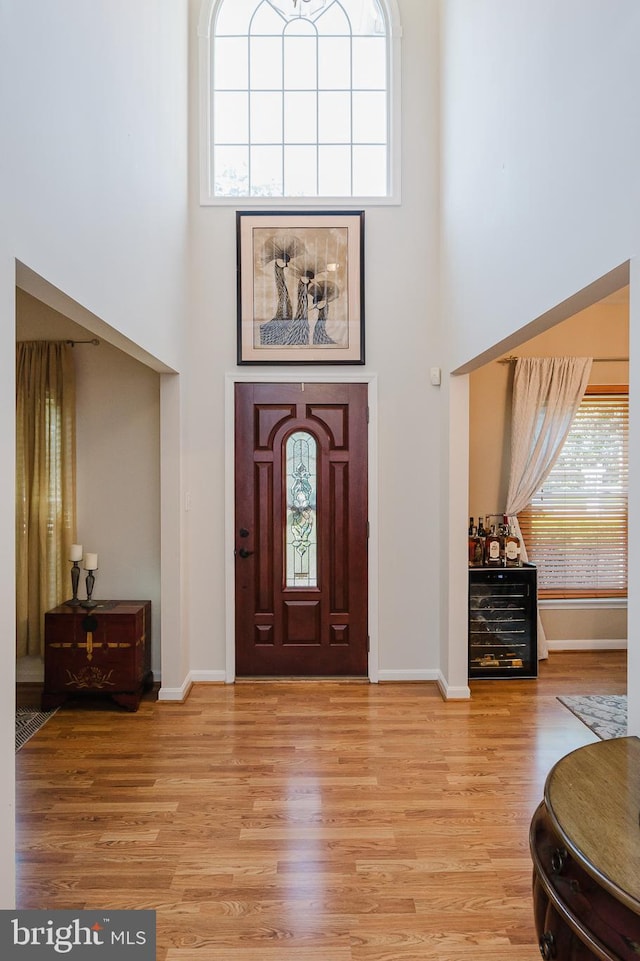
[518,389,628,598]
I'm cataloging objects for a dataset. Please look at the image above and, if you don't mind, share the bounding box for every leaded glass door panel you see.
[234,382,368,676]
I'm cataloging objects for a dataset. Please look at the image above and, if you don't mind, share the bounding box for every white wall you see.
[185,0,444,682]
[75,345,161,672]
[0,0,189,907]
[441,0,640,368]
[440,0,640,728]
[443,0,640,366]
[1,0,189,369]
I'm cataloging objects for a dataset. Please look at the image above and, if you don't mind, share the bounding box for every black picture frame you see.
[237,210,365,365]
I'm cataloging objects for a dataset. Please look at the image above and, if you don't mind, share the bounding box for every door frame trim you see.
[225,371,379,683]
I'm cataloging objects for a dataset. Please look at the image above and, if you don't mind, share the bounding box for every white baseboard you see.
[436,672,471,700]
[157,678,192,701]
[376,668,471,700]
[547,639,627,652]
[377,669,441,683]
[158,670,225,702]
[189,670,227,683]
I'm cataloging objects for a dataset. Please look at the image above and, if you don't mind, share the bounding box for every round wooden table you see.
[530,736,640,960]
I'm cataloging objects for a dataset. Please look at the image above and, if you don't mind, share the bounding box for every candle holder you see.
[65,561,82,607]
[80,568,98,609]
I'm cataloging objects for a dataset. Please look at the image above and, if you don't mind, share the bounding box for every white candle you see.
[83,553,98,571]
[69,544,83,562]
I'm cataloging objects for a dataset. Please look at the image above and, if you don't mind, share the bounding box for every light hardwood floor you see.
[16,651,627,960]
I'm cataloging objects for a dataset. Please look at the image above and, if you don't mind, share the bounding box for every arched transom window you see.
[200,0,400,202]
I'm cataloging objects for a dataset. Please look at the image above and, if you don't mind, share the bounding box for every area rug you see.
[557,694,627,740]
[15,707,58,752]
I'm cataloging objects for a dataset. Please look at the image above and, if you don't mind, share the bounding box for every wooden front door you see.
[235,382,368,676]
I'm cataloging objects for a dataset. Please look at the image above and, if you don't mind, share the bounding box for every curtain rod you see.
[498,355,628,364]
[65,338,100,346]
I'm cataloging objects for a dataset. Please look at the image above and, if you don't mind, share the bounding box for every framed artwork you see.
[237,210,365,365]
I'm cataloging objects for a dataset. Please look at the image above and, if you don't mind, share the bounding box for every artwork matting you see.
[237,210,365,365]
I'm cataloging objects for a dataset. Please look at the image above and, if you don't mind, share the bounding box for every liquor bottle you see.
[468,517,474,536]
[472,532,484,567]
[497,516,507,565]
[485,524,502,566]
[476,516,486,565]
[468,524,484,566]
[504,522,522,567]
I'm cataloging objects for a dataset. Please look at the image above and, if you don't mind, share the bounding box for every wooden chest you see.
[42,600,152,712]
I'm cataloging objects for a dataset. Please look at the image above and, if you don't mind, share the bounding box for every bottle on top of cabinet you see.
[484,523,502,566]
[503,516,522,567]
[476,516,487,564]
[468,520,484,567]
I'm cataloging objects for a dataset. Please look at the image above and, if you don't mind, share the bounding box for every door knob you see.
[238,547,254,558]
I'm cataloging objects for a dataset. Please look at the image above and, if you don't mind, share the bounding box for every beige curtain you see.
[16,342,77,657]
[505,356,592,659]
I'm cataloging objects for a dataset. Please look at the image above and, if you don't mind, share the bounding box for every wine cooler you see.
[468,565,538,679]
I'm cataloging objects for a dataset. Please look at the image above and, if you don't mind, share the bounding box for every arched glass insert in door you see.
[286,430,317,586]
